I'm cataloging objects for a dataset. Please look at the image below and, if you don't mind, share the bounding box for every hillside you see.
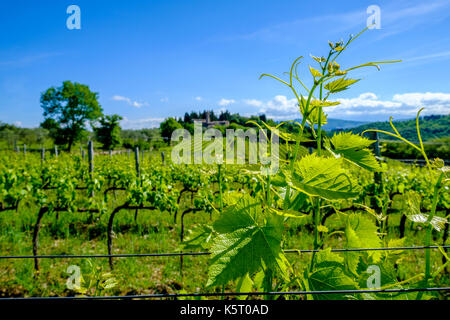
[337,114,450,142]
[322,118,368,130]
[292,118,368,131]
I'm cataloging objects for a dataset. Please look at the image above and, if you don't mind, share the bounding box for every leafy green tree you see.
[160,117,183,143]
[94,114,123,150]
[183,122,195,135]
[40,81,103,151]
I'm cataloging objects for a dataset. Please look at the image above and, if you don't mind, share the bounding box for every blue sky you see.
[1,0,450,128]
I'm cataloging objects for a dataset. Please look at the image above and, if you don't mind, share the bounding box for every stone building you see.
[192,112,229,128]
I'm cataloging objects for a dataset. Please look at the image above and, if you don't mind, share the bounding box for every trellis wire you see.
[0,245,448,260]
[0,287,448,300]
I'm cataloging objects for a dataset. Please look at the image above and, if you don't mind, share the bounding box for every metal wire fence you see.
[0,245,449,260]
[0,287,449,300]
[1,245,449,300]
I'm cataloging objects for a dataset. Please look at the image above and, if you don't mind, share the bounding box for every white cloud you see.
[242,92,450,121]
[112,95,149,108]
[112,95,130,103]
[160,97,169,102]
[244,95,298,120]
[194,96,203,101]
[13,121,22,127]
[331,92,450,117]
[218,98,236,106]
[405,50,450,63]
[334,93,402,110]
[132,101,146,108]
[121,117,164,129]
[215,107,228,114]
[393,92,450,106]
[243,99,264,107]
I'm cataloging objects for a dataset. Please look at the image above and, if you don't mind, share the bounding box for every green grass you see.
[1,192,448,298]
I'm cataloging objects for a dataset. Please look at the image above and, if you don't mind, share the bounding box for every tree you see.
[40,81,103,151]
[160,117,183,143]
[94,114,123,150]
[183,112,192,124]
[219,110,231,121]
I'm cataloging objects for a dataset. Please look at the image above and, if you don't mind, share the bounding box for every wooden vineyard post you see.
[366,131,383,210]
[88,141,94,197]
[41,148,45,163]
[367,131,382,183]
[134,147,141,225]
[161,151,165,165]
[135,147,140,178]
[54,145,58,158]
[109,150,112,159]
[23,144,26,157]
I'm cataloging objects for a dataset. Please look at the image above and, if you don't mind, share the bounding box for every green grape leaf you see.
[222,191,245,206]
[386,237,407,256]
[206,196,288,287]
[324,77,360,93]
[235,273,253,300]
[326,132,381,172]
[311,55,326,63]
[310,99,341,108]
[309,249,358,300]
[288,154,360,200]
[309,65,323,78]
[408,214,447,232]
[344,213,382,275]
[404,191,448,231]
[299,96,331,126]
[181,224,215,250]
[308,107,327,126]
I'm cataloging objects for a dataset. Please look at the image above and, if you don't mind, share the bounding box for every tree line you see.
[2,80,447,158]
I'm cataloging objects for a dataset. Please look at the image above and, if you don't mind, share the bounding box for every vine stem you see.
[218,164,223,213]
[418,171,444,300]
[309,52,331,271]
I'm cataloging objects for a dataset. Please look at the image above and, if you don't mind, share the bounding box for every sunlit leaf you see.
[344,213,382,275]
[287,154,360,200]
[324,78,360,93]
[235,273,253,300]
[309,65,323,78]
[326,132,381,172]
[309,249,358,300]
[404,191,448,231]
[206,195,288,287]
[181,224,215,250]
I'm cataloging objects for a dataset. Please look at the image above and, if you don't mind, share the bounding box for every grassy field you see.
[1,189,447,298]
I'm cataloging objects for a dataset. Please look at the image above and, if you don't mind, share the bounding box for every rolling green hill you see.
[338,114,450,142]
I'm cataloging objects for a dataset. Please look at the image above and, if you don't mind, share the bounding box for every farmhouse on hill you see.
[192,112,229,128]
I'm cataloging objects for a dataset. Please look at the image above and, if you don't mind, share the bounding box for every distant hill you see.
[336,114,450,142]
[322,118,369,130]
[292,118,368,130]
